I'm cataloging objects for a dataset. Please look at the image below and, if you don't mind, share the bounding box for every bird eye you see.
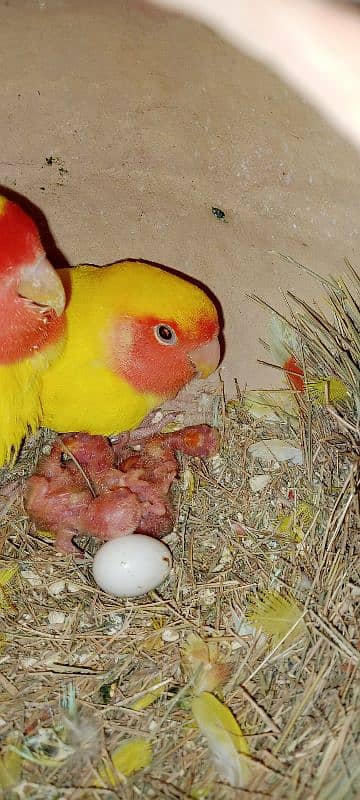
[154,323,177,345]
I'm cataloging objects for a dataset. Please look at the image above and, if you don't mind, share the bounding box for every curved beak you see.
[17,256,65,316]
[190,336,221,378]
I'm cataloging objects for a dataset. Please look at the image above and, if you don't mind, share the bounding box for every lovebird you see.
[0,195,66,466]
[39,260,221,436]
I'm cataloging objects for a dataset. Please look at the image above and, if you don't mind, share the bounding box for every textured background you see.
[1,0,359,392]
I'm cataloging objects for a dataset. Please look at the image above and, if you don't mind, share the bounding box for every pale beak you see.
[190,336,221,378]
[17,256,65,317]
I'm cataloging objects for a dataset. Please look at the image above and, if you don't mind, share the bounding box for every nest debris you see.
[0,261,359,800]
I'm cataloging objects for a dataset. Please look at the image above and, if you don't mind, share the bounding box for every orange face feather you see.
[0,197,65,364]
[109,314,219,396]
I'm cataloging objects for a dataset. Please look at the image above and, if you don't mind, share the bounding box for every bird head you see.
[107,261,221,399]
[0,196,66,364]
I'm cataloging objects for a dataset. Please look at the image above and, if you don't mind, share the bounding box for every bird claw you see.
[110,410,179,450]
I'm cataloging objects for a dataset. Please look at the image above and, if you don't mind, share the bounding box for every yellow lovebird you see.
[0,196,66,467]
[40,260,221,436]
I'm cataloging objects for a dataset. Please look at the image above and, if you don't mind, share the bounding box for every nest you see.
[0,261,359,800]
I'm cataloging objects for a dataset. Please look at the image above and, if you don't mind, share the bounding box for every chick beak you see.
[190,336,221,378]
[17,256,65,316]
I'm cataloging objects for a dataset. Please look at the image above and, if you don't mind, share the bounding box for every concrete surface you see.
[1,0,359,393]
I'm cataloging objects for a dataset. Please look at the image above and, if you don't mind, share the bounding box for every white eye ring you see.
[154,323,177,346]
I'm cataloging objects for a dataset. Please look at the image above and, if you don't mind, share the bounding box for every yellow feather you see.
[96,738,152,786]
[0,746,22,790]
[246,590,308,647]
[307,376,349,405]
[276,501,314,541]
[0,564,18,588]
[131,683,164,710]
[191,692,250,788]
[0,340,63,467]
[182,633,231,694]
[183,467,196,501]
[244,389,298,422]
[0,564,18,615]
[40,261,217,435]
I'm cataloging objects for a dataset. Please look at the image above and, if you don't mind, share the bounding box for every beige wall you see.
[1,0,359,391]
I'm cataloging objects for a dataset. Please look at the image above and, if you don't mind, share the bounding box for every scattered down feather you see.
[268,315,305,392]
[248,438,303,466]
[246,590,308,647]
[191,692,250,789]
[96,738,153,786]
[182,632,231,694]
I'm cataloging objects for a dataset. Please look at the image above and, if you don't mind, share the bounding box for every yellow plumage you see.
[0,342,63,467]
[40,261,219,436]
[191,692,250,789]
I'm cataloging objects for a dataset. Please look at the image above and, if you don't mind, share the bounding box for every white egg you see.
[92,534,172,598]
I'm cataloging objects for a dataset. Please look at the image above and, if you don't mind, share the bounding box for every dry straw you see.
[0,259,358,799]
